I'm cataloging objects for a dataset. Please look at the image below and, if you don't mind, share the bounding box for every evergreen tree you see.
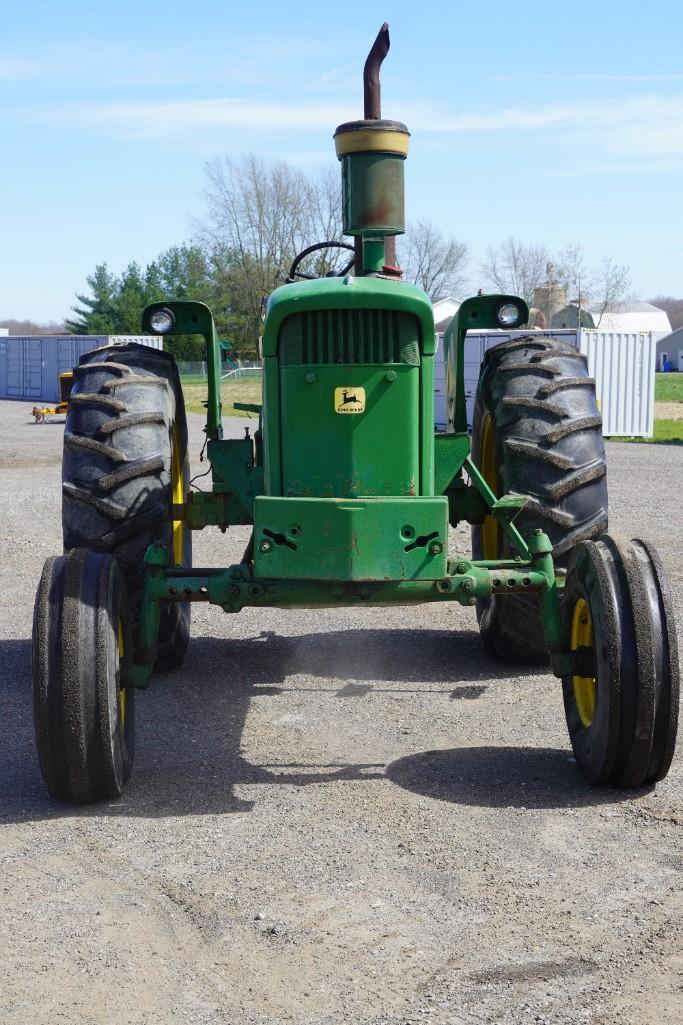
[151,245,215,360]
[66,264,120,334]
[116,262,153,333]
[67,248,217,360]
[155,245,213,304]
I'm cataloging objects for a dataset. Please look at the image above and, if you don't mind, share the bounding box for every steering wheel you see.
[287,241,356,283]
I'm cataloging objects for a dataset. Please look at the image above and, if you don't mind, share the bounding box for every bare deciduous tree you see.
[590,257,631,327]
[400,220,468,298]
[0,318,65,334]
[556,243,590,302]
[480,237,549,305]
[556,244,630,326]
[196,154,345,351]
[200,154,307,294]
[483,239,631,327]
[303,166,346,277]
[554,242,593,323]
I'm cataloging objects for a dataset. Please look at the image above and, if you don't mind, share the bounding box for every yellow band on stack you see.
[334,129,410,158]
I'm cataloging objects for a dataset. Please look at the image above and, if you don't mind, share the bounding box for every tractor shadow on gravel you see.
[1,631,642,821]
[385,745,635,810]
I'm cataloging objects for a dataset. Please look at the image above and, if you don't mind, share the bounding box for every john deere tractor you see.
[33,25,678,803]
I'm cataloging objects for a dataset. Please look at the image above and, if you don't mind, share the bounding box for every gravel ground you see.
[1,398,681,1025]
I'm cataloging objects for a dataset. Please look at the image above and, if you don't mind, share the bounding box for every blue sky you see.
[2,0,682,322]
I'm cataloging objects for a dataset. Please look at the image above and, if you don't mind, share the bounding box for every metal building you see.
[656,325,683,372]
[435,329,656,438]
[0,335,163,403]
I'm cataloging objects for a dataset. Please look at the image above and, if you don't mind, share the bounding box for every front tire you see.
[33,549,135,803]
[562,535,679,786]
[471,335,608,663]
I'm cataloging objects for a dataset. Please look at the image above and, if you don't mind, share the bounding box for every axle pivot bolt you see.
[455,561,469,574]
[259,541,272,553]
[461,576,475,592]
[429,542,442,556]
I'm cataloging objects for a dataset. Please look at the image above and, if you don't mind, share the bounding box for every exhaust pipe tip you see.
[363,22,390,120]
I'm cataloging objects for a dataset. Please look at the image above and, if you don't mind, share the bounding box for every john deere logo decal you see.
[334,387,365,414]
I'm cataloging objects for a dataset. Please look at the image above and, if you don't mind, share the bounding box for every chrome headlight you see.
[496,303,523,327]
[149,308,175,333]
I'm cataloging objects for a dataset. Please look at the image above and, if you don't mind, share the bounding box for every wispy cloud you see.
[404,95,683,157]
[8,90,683,160]
[17,97,356,138]
[0,58,44,81]
[0,44,184,88]
[547,157,683,177]
[0,36,342,90]
[487,73,683,83]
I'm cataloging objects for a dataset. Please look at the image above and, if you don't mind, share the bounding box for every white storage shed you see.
[0,335,163,403]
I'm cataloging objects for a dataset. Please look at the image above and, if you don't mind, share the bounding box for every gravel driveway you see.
[1,397,681,1025]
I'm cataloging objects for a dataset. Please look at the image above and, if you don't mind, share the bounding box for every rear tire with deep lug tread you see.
[62,343,191,671]
[471,335,608,663]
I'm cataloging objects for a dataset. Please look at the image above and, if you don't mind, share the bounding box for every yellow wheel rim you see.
[171,424,185,567]
[117,620,126,727]
[571,597,597,727]
[480,414,499,559]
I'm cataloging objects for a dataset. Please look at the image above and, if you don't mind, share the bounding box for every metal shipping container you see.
[0,335,163,403]
[434,329,655,438]
[581,330,654,437]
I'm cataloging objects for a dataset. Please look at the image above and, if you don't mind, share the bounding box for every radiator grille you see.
[279,309,421,366]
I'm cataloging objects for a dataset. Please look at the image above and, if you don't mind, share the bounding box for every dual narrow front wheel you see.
[563,535,679,787]
[33,549,134,803]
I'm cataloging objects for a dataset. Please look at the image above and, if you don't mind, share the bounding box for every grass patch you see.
[655,373,683,402]
[607,419,683,445]
[181,376,262,417]
[180,372,683,441]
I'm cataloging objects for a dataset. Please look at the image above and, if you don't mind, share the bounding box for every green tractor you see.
[33,25,678,803]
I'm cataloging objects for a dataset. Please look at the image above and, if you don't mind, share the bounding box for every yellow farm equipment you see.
[32,371,74,423]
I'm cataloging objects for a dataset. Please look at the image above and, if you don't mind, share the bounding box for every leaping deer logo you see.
[340,389,360,406]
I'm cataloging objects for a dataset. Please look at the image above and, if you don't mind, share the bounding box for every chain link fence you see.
[177,361,262,382]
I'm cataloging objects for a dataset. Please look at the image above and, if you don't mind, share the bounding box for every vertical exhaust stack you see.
[334,23,409,275]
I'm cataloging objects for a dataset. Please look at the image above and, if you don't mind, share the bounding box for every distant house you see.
[552,301,671,339]
[432,296,462,332]
[655,326,683,372]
